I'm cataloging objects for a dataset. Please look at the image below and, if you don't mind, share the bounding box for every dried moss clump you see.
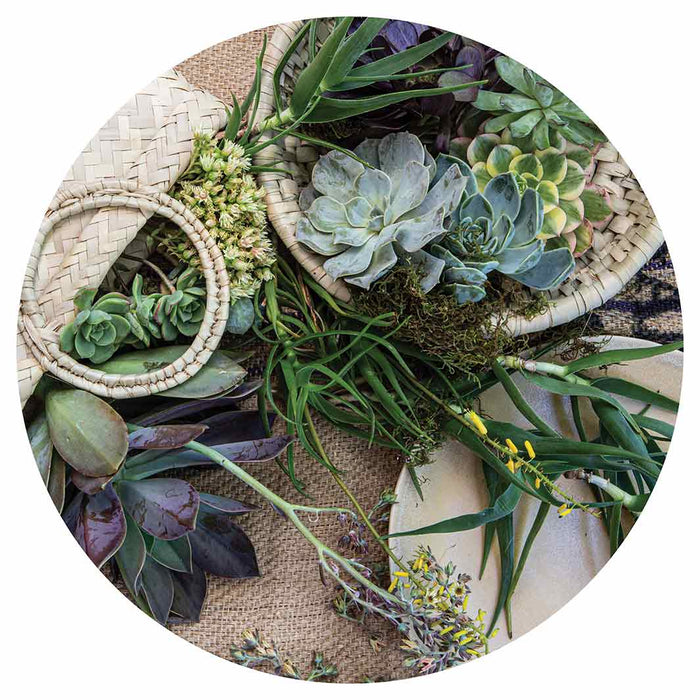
[354,265,539,373]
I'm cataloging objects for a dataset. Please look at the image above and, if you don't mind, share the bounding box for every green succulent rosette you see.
[473,56,606,149]
[59,288,132,364]
[450,131,611,256]
[296,132,468,291]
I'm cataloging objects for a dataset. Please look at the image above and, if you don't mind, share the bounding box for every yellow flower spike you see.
[466,649,480,657]
[459,636,474,646]
[535,477,541,489]
[559,507,573,518]
[404,583,411,589]
[469,410,488,436]
[388,577,398,593]
[490,628,500,638]
[477,609,485,622]
[395,571,409,578]
[453,629,469,640]
[557,503,568,515]
[507,458,515,473]
[437,586,445,596]
[524,440,536,459]
[505,438,518,454]
[440,625,456,636]
[462,595,470,611]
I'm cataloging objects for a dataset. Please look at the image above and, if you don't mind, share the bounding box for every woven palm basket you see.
[16,71,231,406]
[253,20,664,335]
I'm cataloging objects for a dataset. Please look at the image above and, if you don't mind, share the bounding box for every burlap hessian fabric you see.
[171,30,683,682]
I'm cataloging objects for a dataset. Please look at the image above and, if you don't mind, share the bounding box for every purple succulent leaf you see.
[198,493,258,515]
[66,484,126,569]
[379,21,427,52]
[139,556,174,625]
[115,512,147,597]
[170,562,207,622]
[128,424,208,450]
[116,479,199,540]
[189,511,259,579]
[196,410,275,446]
[71,469,114,495]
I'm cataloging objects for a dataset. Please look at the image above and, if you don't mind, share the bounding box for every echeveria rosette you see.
[431,169,575,303]
[59,287,132,364]
[452,131,612,256]
[473,56,606,149]
[296,132,468,290]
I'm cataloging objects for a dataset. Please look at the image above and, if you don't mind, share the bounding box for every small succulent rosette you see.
[296,132,468,290]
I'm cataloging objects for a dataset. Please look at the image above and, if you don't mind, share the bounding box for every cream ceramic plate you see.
[388,337,682,650]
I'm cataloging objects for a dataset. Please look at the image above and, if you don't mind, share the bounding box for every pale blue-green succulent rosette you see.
[296,132,468,290]
[430,165,575,304]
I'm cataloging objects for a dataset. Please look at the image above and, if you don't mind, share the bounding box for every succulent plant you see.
[296,132,468,290]
[430,169,575,303]
[59,288,132,364]
[473,56,606,149]
[451,131,611,255]
[29,366,292,625]
[146,269,206,339]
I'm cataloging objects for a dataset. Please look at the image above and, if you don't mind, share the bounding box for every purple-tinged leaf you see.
[199,493,257,515]
[27,411,52,485]
[189,512,259,579]
[227,379,264,401]
[117,479,199,540]
[45,389,128,477]
[123,435,294,480]
[150,536,192,573]
[62,490,85,535]
[170,563,207,622]
[69,484,126,568]
[131,397,239,427]
[47,452,66,513]
[128,424,207,450]
[71,470,113,495]
[140,557,174,625]
[115,512,146,597]
[196,410,275,446]
[379,21,428,52]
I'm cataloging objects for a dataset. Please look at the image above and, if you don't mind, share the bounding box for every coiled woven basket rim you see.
[19,179,230,399]
[254,20,665,336]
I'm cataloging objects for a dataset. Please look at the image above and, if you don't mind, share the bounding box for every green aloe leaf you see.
[290,17,353,117]
[45,389,128,477]
[224,93,242,142]
[388,484,520,537]
[563,340,683,375]
[305,80,486,123]
[321,18,387,90]
[333,31,455,90]
[633,414,674,440]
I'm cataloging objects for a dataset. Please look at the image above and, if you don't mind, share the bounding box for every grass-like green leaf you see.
[562,340,683,375]
[592,376,679,413]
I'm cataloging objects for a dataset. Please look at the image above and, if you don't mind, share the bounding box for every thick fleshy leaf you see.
[140,557,174,625]
[496,238,544,274]
[378,132,425,177]
[324,236,379,280]
[542,206,567,237]
[296,218,348,255]
[559,198,585,233]
[406,163,467,220]
[353,138,381,167]
[446,283,487,304]
[558,160,586,200]
[225,296,255,336]
[486,144,521,176]
[150,535,192,573]
[483,174,521,223]
[307,196,350,232]
[117,479,199,540]
[386,161,430,222]
[510,246,574,290]
[510,188,544,246]
[132,396,260,427]
[47,451,66,512]
[345,197,373,227]
[199,493,257,514]
[509,109,544,138]
[494,56,532,95]
[393,208,445,253]
[460,192,493,222]
[96,347,246,399]
[71,470,114,495]
[128,424,207,450]
[580,187,612,222]
[196,410,275,446]
[72,484,126,568]
[312,150,365,203]
[27,411,52,485]
[124,435,295,480]
[402,249,445,293]
[115,511,147,597]
[466,134,500,166]
[344,241,398,289]
[355,169,391,212]
[190,511,259,578]
[45,389,128,478]
[444,266,488,285]
[537,148,567,184]
[170,563,208,622]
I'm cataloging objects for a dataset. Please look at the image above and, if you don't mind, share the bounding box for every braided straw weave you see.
[17,70,229,405]
[253,21,664,330]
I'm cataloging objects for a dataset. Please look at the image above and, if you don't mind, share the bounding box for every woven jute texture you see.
[17,71,228,405]
[251,21,664,336]
[177,30,682,683]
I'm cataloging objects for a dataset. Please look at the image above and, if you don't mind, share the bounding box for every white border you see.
[1,2,697,698]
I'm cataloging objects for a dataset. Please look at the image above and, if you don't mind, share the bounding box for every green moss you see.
[353,265,535,375]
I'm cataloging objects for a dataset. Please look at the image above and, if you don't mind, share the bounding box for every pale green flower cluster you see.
[163,131,275,299]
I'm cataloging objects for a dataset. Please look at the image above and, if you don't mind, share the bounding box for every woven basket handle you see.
[19,179,230,399]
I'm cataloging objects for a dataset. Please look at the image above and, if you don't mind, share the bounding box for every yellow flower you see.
[507,458,515,473]
[524,440,536,459]
[468,411,488,436]
[535,477,541,489]
[505,438,518,454]
[388,577,399,593]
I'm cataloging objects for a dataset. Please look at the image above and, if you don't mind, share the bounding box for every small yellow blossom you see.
[505,438,518,454]
[468,410,488,436]
[535,477,541,489]
[507,458,515,473]
[524,440,536,459]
